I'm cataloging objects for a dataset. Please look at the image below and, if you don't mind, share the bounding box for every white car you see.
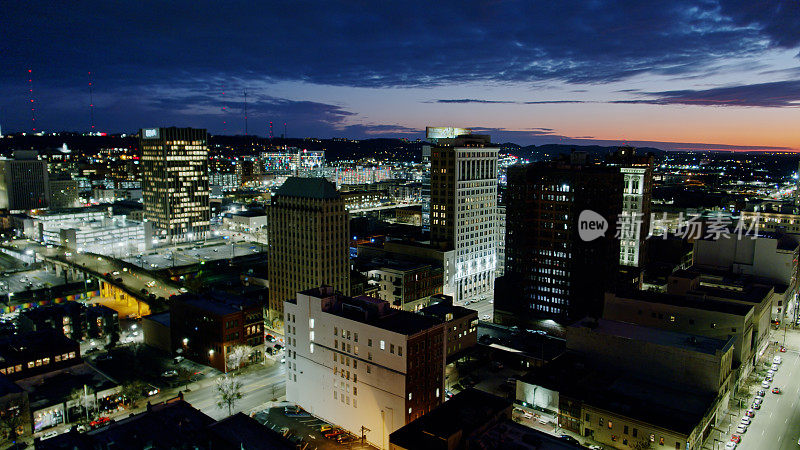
[762,380,771,388]
[767,369,775,377]
[482,314,491,320]
[774,356,782,364]
[771,364,779,371]
[736,424,747,434]
[42,430,59,440]
[740,416,751,425]
[753,397,763,405]
[523,411,533,419]
[725,442,736,450]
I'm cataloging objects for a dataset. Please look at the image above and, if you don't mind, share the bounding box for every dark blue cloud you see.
[615,80,800,107]
[2,0,799,134]
[435,99,589,104]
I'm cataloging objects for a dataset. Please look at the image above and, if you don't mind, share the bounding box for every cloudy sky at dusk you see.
[3,1,800,150]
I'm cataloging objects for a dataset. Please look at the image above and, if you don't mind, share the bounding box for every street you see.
[183,360,287,420]
[463,296,494,321]
[716,328,800,450]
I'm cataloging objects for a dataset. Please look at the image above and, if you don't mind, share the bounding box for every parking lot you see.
[0,267,67,295]
[122,240,263,269]
[253,406,376,450]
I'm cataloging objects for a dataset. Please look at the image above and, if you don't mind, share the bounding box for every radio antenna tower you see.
[284,122,287,139]
[88,71,95,132]
[28,69,37,132]
[243,89,248,136]
[269,121,273,140]
[221,84,227,134]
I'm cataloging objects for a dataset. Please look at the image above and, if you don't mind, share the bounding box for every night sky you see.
[3,1,800,150]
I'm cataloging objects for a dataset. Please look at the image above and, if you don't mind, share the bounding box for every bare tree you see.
[227,345,253,371]
[215,374,243,416]
[0,400,27,446]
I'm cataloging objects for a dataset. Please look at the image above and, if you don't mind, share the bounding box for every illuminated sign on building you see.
[425,127,472,140]
[142,128,160,139]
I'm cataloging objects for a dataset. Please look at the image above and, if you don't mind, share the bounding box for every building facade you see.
[429,128,497,303]
[169,292,265,373]
[267,177,350,325]
[284,287,445,450]
[0,151,50,211]
[499,156,622,325]
[140,127,210,243]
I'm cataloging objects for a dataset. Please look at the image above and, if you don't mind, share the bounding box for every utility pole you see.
[360,425,370,444]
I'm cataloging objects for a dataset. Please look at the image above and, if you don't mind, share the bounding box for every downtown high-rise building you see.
[427,127,497,303]
[0,151,50,211]
[267,177,350,325]
[605,147,653,271]
[498,153,622,325]
[140,127,210,243]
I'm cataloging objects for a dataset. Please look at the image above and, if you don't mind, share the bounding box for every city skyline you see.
[3,1,800,151]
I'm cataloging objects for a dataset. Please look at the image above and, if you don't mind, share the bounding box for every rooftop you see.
[206,412,295,449]
[520,353,717,435]
[390,389,582,450]
[299,287,443,336]
[37,398,214,450]
[172,291,261,316]
[0,329,79,365]
[612,289,753,316]
[389,388,511,449]
[143,311,170,327]
[275,176,338,199]
[420,299,477,321]
[570,318,732,356]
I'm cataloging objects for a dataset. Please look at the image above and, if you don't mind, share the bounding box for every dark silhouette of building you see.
[0,151,50,211]
[498,153,622,326]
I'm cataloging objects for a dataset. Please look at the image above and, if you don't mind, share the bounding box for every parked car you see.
[42,430,59,440]
[731,435,741,444]
[762,380,771,388]
[90,416,111,429]
[772,387,782,394]
[324,429,345,439]
[753,397,763,405]
[771,363,779,371]
[751,402,760,410]
[740,416,751,425]
[560,435,580,445]
[774,355,783,364]
[161,370,178,378]
[745,409,755,418]
[725,442,736,450]
[736,424,747,434]
[780,346,787,352]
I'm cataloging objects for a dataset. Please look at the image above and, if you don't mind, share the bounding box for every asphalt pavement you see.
[717,329,800,450]
[183,361,287,420]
